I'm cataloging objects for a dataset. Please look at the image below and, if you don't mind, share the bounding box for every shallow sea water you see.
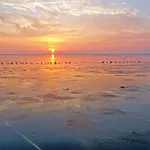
[0,54,150,150]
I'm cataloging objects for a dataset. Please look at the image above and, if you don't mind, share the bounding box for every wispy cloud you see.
[0,0,140,16]
[0,0,150,53]
[0,0,142,36]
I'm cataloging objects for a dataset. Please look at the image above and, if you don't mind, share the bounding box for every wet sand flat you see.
[0,54,150,150]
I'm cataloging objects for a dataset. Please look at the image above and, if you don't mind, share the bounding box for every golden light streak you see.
[31,36,64,43]
[51,54,55,64]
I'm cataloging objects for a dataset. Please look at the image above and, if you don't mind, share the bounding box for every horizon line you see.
[0,52,150,55]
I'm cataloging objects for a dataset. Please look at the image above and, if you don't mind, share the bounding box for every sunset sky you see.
[0,0,150,54]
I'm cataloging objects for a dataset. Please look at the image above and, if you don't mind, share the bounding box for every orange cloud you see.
[0,0,150,53]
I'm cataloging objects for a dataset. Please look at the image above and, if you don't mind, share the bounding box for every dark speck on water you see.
[120,86,126,89]
[67,119,74,126]
[63,88,70,91]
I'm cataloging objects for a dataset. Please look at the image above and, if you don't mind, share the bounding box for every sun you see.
[51,49,55,53]
[49,48,55,53]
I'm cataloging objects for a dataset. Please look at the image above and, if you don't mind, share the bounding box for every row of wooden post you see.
[0,61,141,65]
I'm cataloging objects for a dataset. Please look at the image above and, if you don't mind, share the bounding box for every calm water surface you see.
[0,54,150,150]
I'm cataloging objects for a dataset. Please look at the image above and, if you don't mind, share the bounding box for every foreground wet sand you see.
[0,54,150,150]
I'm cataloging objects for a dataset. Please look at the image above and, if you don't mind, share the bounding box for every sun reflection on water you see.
[51,54,55,64]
